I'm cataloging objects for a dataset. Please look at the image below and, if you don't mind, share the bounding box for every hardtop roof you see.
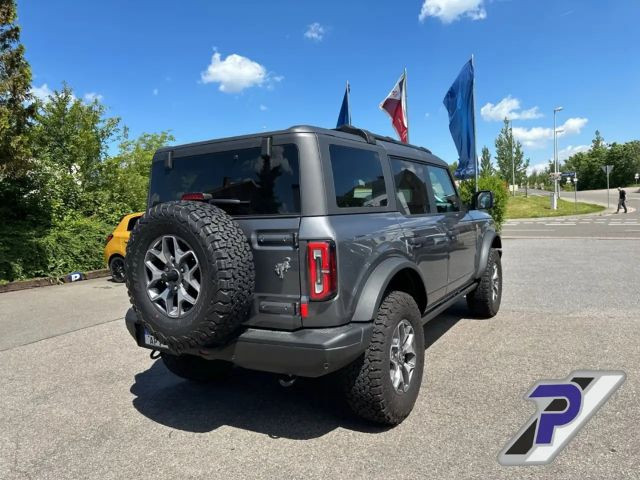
[156,125,448,167]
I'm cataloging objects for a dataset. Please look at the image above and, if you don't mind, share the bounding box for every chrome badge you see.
[274,257,291,279]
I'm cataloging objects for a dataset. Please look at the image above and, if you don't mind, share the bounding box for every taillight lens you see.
[307,241,337,301]
[105,233,113,245]
[181,192,212,201]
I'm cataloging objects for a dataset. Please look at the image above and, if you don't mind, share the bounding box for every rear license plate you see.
[142,329,168,350]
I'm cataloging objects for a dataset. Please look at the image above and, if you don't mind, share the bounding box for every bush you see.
[458,175,509,231]
[0,215,111,282]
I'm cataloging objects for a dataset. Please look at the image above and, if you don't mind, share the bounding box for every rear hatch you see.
[148,140,303,330]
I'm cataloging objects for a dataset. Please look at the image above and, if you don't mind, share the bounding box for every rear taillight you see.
[307,241,337,301]
[181,192,212,202]
[105,233,113,245]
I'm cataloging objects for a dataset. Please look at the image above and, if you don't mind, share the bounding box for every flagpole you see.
[471,55,478,193]
[404,67,409,143]
[346,80,351,125]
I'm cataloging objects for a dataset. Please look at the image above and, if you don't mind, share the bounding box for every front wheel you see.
[340,291,425,425]
[466,248,502,318]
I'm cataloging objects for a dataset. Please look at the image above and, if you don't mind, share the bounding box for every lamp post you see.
[510,120,515,196]
[553,107,563,209]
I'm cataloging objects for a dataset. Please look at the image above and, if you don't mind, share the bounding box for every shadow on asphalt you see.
[130,300,467,439]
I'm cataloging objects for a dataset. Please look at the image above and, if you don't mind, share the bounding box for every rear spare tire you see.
[125,201,254,352]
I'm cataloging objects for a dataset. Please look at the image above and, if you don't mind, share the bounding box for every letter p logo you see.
[499,370,625,465]
[528,383,582,444]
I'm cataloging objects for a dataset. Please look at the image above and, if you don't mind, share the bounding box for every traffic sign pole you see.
[601,165,614,209]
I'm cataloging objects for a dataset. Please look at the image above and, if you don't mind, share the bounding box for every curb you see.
[0,269,111,294]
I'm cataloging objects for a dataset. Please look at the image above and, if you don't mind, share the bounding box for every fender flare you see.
[476,230,501,279]
[352,257,426,322]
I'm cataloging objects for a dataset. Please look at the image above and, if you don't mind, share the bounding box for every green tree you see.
[30,85,120,220]
[448,161,458,177]
[91,131,174,224]
[0,0,33,176]
[458,175,509,230]
[479,146,493,177]
[563,131,640,190]
[494,118,529,189]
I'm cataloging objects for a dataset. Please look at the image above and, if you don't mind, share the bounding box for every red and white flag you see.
[379,72,408,143]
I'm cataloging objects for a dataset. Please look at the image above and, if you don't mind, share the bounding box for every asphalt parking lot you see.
[1,236,639,479]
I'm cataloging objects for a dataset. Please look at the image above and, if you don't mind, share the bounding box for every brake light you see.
[181,192,212,202]
[105,233,113,245]
[307,241,337,301]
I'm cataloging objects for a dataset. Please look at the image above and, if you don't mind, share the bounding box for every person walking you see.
[615,187,627,213]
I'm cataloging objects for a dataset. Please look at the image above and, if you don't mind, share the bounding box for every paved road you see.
[504,187,640,239]
[1,238,639,479]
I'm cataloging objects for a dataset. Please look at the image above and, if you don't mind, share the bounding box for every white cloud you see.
[83,92,103,103]
[152,88,159,96]
[259,104,268,111]
[304,22,325,41]
[201,52,280,93]
[419,0,487,23]
[558,144,590,161]
[480,96,543,122]
[30,83,54,102]
[512,117,588,148]
[527,162,550,175]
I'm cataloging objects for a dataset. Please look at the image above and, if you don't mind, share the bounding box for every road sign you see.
[561,171,576,177]
[635,173,639,180]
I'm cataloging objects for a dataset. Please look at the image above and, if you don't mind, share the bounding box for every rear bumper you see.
[125,308,372,378]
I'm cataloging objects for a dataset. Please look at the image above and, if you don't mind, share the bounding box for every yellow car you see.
[104,212,143,282]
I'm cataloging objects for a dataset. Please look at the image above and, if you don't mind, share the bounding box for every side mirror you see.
[473,190,494,210]
[261,136,272,159]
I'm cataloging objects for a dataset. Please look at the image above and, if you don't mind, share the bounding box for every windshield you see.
[149,144,301,216]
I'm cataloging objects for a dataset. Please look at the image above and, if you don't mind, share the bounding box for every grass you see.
[506,194,605,219]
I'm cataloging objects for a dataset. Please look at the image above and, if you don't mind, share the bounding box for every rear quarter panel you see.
[300,212,408,327]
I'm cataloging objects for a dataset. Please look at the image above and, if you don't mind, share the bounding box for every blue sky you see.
[21,0,640,172]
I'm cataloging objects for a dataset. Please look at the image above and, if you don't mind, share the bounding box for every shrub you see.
[458,175,509,231]
[0,215,111,282]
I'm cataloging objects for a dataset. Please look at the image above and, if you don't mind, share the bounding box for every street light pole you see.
[553,107,563,210]
[510,120,515,196]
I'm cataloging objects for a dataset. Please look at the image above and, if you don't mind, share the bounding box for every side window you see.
[329,145,388,208]
[390,158,431,215]
[427,166,459,213]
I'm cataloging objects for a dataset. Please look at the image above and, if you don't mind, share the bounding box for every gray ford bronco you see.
[124,125,502,425]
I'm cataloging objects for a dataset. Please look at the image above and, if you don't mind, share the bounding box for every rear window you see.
[126,216,140,231]
[329,145,387,208]
[148,144,300,216]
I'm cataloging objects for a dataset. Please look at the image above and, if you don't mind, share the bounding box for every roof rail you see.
[370,133,432,154]
[334,125,376,144]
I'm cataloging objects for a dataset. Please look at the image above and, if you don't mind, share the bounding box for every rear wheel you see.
[161,353,233,382]
[340,291,425,425]
[109,256,126,283]
[466,248,502,318]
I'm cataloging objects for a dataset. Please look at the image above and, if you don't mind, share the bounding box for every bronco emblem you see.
[274,257,291,279]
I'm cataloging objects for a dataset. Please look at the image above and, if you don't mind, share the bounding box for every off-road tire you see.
[161,352,233,382]
[109,255,126,283]
[466,248,502,318]
[340,291,425,425]
[125,201,254,352]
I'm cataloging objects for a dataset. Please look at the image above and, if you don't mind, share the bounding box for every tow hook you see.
[278,375,297,388]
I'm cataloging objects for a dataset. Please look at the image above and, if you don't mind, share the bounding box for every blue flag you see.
[443,59,477,180]
[336,82,351,128]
